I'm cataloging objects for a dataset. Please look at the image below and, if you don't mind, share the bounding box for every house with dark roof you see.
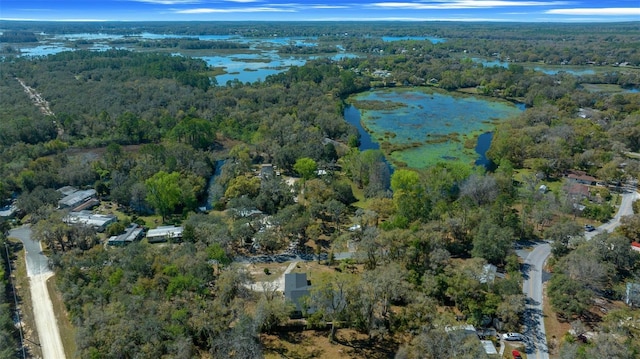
[284,273,311,314]
[107,223,144,247]
[259,164,274,179]
[58,188,97,210]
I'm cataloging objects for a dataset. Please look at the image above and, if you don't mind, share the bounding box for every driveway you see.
[9,226,66,359]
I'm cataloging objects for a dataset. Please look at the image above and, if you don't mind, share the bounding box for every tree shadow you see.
[520,263,531,280]
[333,332,398,358]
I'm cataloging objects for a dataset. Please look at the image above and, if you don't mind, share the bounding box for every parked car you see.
[502,332,524,341]
[512,349,522,359]
[585,224,596,232]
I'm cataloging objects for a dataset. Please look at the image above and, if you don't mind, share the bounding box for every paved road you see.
[9,226,66,359]
[586,188,639,240]
[519,187,638,359]
[521,242,551,359]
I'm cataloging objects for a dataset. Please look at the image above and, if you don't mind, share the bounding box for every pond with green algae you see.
[345,88,523,168]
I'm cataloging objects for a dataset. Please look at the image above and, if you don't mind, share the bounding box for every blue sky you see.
[1,0,639,22]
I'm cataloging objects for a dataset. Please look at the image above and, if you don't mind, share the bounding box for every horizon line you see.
[2,18,639,23]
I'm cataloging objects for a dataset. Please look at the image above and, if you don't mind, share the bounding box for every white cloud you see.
[546,8,640,15]
[310,5,350,9]
[176,7,296,13]
[371,1,569,9]
[132,0,203,4]
[314,16,514,21]
[225,0,262,3]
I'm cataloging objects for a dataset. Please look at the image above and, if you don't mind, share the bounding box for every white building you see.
[64,210,116,231]
[146,225,183,243]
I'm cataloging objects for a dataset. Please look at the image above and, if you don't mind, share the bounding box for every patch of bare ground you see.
[262,328,398,359]
[542,283,571,358]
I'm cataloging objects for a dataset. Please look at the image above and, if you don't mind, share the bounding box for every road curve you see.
[520,187,638,359]
[9,226,66,359]
[522,242,551,359]
[586,188,639,240]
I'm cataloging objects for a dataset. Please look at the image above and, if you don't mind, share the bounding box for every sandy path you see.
[30,273,66,359]
[247,261,298,292]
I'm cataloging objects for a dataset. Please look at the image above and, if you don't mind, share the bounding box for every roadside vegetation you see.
[0,21,639,358]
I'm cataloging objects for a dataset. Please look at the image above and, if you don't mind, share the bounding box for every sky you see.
[1,0,639,22]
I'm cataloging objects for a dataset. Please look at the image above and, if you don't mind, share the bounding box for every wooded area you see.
[1,21,639,358]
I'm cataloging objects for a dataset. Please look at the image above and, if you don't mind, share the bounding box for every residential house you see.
[567,183,590,200]
[64,210,116,231]
[107,223,144,247]
[259,164,274,180]
[284,273,311,315]
[631,242,640,253]
[146,225,183,243]
[58,187,98,210]
[625,282,640,307]
[445,325,496,356]
[566,171,597,186]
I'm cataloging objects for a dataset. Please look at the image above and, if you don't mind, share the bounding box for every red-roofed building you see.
[567,183,590,200]
[567,170,598,185]
[631,242,640,253]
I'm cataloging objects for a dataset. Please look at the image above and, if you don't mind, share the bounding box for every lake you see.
[470,57,597,76]
[345,88,523,169]
[13,32,355,85]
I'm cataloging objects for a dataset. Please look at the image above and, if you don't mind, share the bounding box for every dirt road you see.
[30,272,66,359]
[10,226,66,359]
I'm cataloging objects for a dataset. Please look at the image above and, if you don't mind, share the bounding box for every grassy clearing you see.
[47,276,76,358]
[246,262,290,282]
[247,261,345,284]
[10,239,42,359]
[501,341,527,358]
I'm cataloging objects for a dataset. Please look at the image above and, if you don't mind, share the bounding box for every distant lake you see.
[15,32,357,84]
[346,88,523,168]
[470,57,597,75]
[198,53,308,84]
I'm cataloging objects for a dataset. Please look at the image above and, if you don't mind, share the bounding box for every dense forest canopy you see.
[1,21,639,358]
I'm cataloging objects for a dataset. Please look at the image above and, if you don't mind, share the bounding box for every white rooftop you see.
[146,225,183,238]
[65,210,116,228]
